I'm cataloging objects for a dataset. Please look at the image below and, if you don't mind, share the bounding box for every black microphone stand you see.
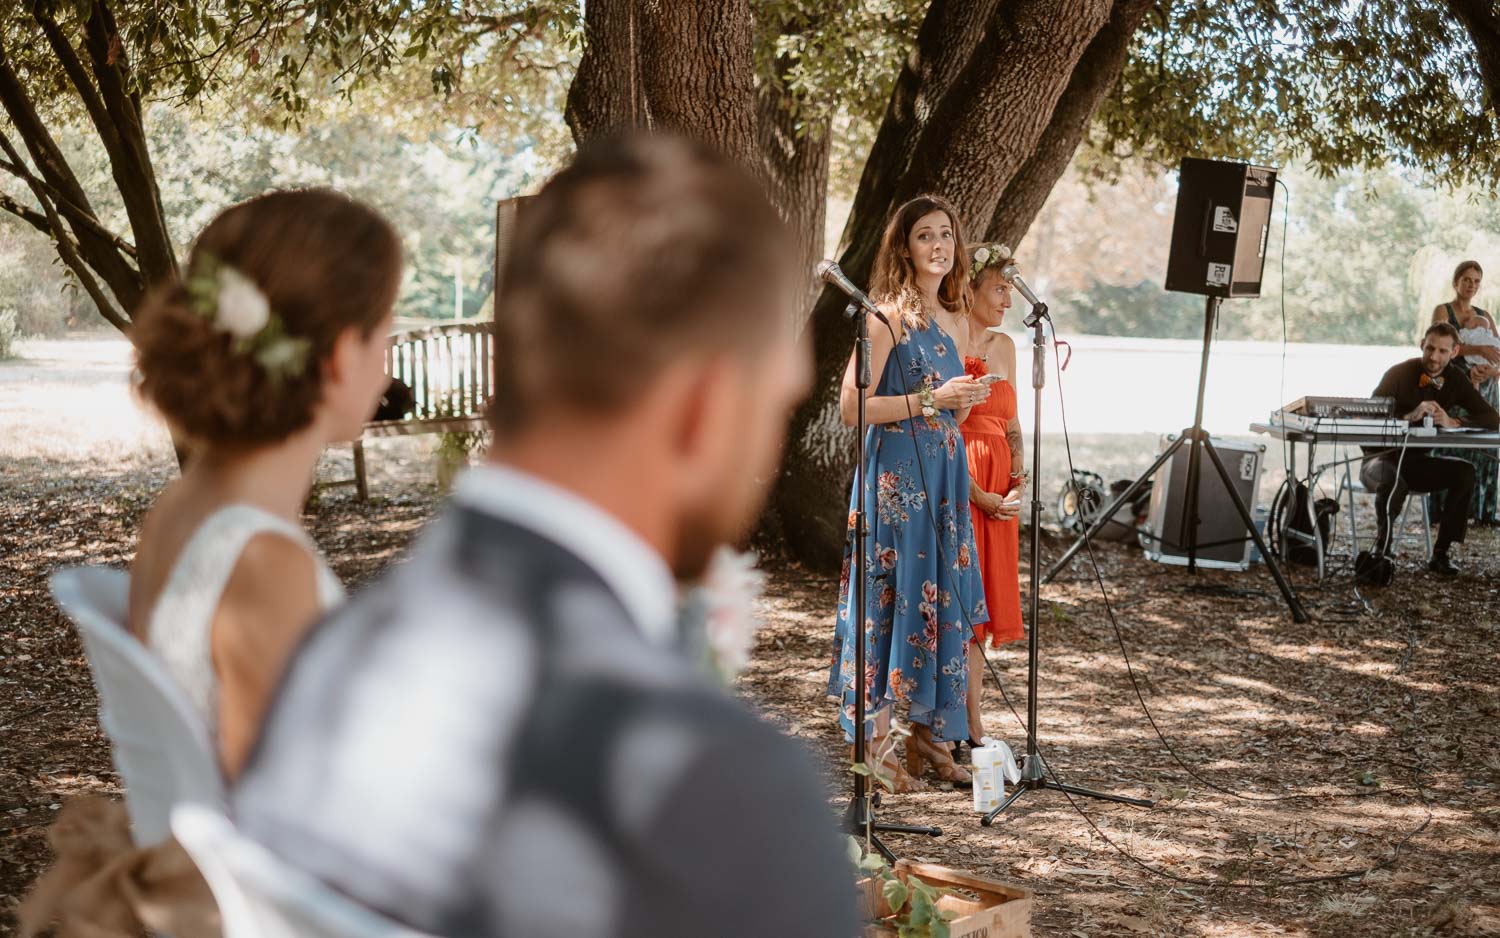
[982,296,1154,825]
[840,301,943,862]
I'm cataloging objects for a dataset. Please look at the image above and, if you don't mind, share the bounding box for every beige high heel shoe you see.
[908,724,972,786]
[852,742,928,794]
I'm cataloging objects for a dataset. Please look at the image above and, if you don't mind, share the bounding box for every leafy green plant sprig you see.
[847,837,956,938]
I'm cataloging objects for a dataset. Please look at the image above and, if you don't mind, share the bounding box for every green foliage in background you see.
[1095,0,1500,192]
[1056,164,1500,344]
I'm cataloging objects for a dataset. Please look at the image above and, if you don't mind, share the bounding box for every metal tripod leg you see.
[843,794,941,864]
[1043,436,1187,583]
[982,753,1153,826]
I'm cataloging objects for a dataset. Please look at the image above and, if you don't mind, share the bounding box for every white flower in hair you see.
[974,246,992,265]
[215,267,271,339]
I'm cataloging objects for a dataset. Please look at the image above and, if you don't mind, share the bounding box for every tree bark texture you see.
[893,0,1112,232]
[758,62,831,332]
[636,1,760,170]
[985,0,1154,250]
[775,0,1113,569]
[567,0,760,173]
[565,0,641,142]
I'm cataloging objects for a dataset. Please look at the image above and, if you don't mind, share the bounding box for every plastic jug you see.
[970,738,1019,814]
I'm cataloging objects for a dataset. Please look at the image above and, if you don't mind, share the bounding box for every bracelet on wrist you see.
[918,381,937,418]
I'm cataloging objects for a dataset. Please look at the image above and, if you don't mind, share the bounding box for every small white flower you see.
[695,547,767,680]
[995,243,1012,259]
[215,267,270,339]
[973,246,992,265]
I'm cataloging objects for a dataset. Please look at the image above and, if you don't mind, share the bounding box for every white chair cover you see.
[50,566,225,845]
[171,804,437,938]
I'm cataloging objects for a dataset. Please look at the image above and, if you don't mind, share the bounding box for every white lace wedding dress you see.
[145,504,344,733]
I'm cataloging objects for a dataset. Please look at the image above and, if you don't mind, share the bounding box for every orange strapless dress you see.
[960,357,1024,647]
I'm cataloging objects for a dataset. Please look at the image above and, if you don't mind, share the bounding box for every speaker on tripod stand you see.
[1044,157,1309,622]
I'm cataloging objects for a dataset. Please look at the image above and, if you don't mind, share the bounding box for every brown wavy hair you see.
[869,195,971,329]
[1453,259,1483,285]
[133,188,402,448]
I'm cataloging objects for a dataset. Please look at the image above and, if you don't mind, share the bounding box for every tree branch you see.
[986,0,1154,248]
[0,191,51,234]
[0,35,145,310]
[0,155,138,259]
[0,127,127,331]
[78,0,178,286]
[29,1,124,159]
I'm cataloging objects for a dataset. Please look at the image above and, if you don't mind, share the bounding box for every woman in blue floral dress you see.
[829,195,991,790]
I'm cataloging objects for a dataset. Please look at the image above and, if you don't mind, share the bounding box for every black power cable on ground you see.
[851,295,1431,888]
[1041,318,1434,886]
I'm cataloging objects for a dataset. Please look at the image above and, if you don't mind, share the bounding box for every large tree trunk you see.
[774,0,1113,569]
[636,1,759,170]
[757,54,831,332]
[565,0,642,142]
[567,0,760,174]
[986,0,1154,250]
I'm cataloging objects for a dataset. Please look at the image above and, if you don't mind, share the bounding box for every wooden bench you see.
[349,322,493,500]
[334,196,526,500]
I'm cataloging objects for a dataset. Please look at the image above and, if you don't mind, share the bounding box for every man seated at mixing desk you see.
[1361,321,1500,575]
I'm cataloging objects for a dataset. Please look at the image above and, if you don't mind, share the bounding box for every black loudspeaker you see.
[1165,158,1277,298]
[1141,434,1264,571]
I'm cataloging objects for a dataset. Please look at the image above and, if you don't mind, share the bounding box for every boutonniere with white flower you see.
[185,254,310,383]
[968,242,1012,283]
[678,546,767,682]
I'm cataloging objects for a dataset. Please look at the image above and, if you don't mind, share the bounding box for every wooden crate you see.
[859,861,1032,938]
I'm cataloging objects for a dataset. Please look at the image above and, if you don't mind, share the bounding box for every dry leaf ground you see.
[3,337,1499,936]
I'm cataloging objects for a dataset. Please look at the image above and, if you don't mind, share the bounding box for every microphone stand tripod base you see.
[979,298,1154,831]
[842,792,943,864]
[981,755,1154,827]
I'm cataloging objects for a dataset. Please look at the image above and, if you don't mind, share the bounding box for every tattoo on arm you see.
[1006,419,1024,467]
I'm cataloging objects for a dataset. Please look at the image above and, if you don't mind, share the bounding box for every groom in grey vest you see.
[233,135,856,936]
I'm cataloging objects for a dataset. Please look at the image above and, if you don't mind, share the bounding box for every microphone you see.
[816,260,888,323]
[1001,260,1043,308]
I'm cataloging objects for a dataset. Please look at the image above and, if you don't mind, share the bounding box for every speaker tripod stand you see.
[983,293,1154,826]
[1040,296,1310,624]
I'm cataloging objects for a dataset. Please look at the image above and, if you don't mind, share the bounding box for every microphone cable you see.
[1038,316,1433,884]
[850,295,1431,887]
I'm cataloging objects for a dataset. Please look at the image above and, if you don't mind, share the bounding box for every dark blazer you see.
[234,507,856,938]
[1373,358,1500,430]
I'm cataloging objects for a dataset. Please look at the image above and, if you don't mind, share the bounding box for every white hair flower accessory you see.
[969,242,1013,283]
[185,253,310,383]
[214,267,271,339]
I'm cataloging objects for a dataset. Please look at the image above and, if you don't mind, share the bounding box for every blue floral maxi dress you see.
[828,320,990,744]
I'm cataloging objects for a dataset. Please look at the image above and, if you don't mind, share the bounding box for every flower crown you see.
[969,242,1014,283]
[184,254,310,383]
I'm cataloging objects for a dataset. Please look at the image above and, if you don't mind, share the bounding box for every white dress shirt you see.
[452,462,678,645]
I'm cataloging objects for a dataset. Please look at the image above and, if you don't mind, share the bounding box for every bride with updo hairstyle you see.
[128,188,402,776]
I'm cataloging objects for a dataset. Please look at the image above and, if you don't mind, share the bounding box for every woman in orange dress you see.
[959,243,1026,750]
